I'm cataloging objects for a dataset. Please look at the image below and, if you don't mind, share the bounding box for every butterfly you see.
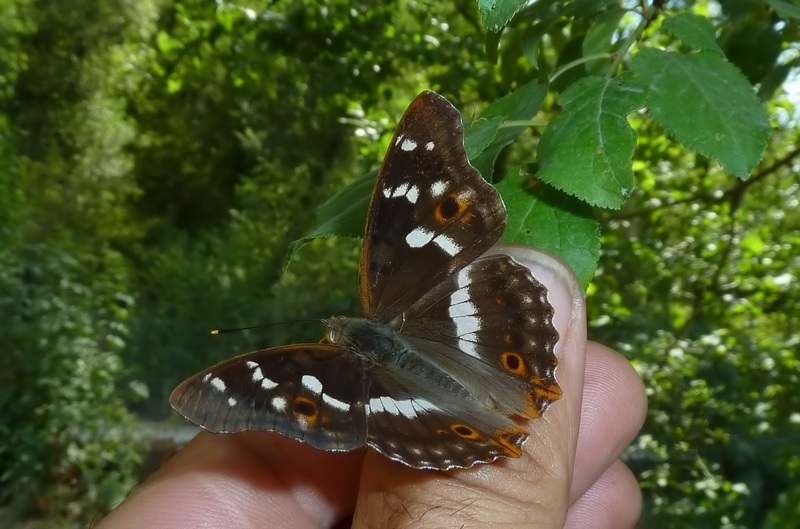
[170,91,561,470]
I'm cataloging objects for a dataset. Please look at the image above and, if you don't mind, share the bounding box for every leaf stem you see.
[549,53,613,84]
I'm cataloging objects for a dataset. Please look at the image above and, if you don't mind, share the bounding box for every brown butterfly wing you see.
[359,91,506,322]
[169,344,369,451]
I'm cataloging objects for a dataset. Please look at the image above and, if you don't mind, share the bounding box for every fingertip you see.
[565,460,642,529]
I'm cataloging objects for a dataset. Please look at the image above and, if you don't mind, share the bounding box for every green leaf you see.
[468,80,547,181]
[538,73,647,209]
[758,62,795,101]
[582,8,626,73]
[521,23,548,69]
[662,13,723,54]
[477,0,527,32]
[464,115,505,161]
[497,168,600,288]
[765,0,800,19]
[631,48,770,177]
[562,0,618,17]
[285,171,373,265]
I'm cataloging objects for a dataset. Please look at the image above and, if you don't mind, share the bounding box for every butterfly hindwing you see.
[359,91,507,321]
[363,370,529,470]
[169,344,369,451]
[400,254,561,420]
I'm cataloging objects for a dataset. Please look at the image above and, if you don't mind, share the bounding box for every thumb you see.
[351,245,586,528]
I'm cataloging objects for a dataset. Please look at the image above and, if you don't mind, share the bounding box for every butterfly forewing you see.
[169,344,369,451]
[359,91,507,321]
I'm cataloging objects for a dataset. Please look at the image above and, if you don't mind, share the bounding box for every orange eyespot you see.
[293,397,318,420]
[451,423,482,440]
[501,352,527,375]
[435,194,468,224]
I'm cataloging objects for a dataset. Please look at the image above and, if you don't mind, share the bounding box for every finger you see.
[98,431,363,529]
[564,460,642,529]
[570,342,646,502]
[352,246,587,529]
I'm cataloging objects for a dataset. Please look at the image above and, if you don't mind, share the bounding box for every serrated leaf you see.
[662,13,723,54]
[469,80,547,181]
[497,168,600,288]
[538,74,647,209]
[478,0,527,32]
[630,48,770,177]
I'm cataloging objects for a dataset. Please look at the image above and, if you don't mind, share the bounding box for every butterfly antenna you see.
[211,320,323,335]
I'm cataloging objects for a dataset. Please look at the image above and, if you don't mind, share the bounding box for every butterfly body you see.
[170,91,561,470]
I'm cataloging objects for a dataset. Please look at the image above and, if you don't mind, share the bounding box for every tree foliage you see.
[1,0,799,526]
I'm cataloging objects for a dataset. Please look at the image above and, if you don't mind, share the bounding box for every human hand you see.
[99,246,646,529]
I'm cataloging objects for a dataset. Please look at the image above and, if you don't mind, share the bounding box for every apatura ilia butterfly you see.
[170,91,561,470]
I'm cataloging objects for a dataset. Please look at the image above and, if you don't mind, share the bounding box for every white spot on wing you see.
[450,269,481,359]
[405,228,460,256]
[228,396,237,406]
[302,375,323,394]
[433,234,460,256]
[261,377,278,390]
[406,227,434,248]
[431,180,447,197]
[384,183,419,204]
[393,398,415,418]
[401,138,417,151]
[395,134,405,146]
[322,393,350,412]
[405,185,419,204]
[210,377,226,392]
[368,397,440,419]
[449,300,477,317]
[202,373,212,382]
[425,141,435,151]
[245,361,258,369]
[369,396,385,413]
[271,395,287,412]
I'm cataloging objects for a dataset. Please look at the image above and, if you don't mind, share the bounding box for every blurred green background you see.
[1,0,799,527]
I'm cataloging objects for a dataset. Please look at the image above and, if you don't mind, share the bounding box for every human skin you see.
[99,246,647,529]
